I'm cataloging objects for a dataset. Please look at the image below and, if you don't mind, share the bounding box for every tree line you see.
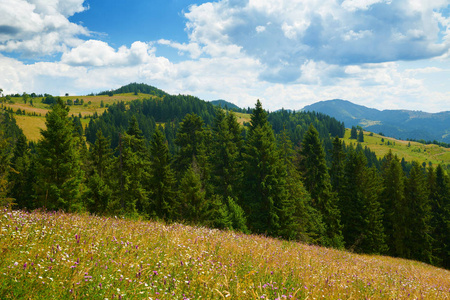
[0,97,449,269]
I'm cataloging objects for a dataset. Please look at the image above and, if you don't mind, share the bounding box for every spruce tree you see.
[110,118,149,216]
[431,165,450,268]
[279,128,324,242]
[330,136,345,194]
[241,100,288,236]
[36,98,84,212]
[380,150,405,256]
[0,126,13,207]
[210,109,242,200]
[148,128,177,221]
[9,133,35,209]
[403,162,432,263]
[350,126,358,139]
[85,129,113,214]
[299,124,344,248]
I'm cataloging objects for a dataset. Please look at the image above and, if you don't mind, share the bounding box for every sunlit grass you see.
[1,209,449,299]
[342,129,450,166]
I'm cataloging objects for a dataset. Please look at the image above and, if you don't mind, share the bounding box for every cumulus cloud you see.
[61,40,157,67]
[0,0,88,56]
[184,0,450,83]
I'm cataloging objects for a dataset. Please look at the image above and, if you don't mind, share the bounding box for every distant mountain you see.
[209,99,241,110]
[302,99,450,143]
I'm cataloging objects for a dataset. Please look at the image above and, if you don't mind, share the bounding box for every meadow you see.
[342,129,450,167]
[1,208,449,299]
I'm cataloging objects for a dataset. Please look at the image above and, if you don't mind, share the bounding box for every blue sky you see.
[1,0,450,112]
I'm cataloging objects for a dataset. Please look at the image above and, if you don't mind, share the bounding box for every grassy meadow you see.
[1,208,449,299]
[342,128,450,167]
[1,93,154,141]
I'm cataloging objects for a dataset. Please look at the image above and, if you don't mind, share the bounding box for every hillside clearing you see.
[1,209,449,299]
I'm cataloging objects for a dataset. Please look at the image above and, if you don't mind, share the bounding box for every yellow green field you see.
[1,93,154,141]
[342,129,450,166]
[1,209,449,299]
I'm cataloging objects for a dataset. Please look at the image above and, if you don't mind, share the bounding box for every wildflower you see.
[23,263,27,270]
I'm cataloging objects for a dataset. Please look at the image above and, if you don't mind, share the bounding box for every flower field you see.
[1,209,449,299]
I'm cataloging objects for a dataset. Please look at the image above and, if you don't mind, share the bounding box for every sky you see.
[1,0,450,113]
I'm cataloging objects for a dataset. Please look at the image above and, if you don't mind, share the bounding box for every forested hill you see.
[302,99,450,143]
[97,82,169,98]
[85,91,345,152]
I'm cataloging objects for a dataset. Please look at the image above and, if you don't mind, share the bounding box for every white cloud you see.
[61,40,156,67]
[0,0,88,56]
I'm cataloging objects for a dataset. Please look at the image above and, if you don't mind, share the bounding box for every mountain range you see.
[300,99,450,143]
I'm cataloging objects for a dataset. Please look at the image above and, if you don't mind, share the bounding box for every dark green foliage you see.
[35,98,84,212]
[299,124,344,248]
[226,197,248,233]
[8,133,36,209]
[429,165,450,268]
[330,136,345,194]
[339,146,386,254]
[178,165,208,225]
[402,162,433,263]
[350,126,358,139]
[148,128,177,221]
[98,83,169,98]
[380,151,405,257]
[357,128,364,142]
[210,110,242,199]
[85,130,113,214]
[241,100,288,236]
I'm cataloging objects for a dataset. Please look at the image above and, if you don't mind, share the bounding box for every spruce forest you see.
[1,83,449,272]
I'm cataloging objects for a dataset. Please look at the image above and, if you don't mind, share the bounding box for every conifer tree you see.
[210,109,242,200]
[36,98,84,212]
[380,150,404,256]
[178,164,208,225]
[279,128,324,242]
[8,133,38,210]
[330,136,345,194]
[110,118,149,216]
[299,124,344,248]
[241,100,289,236]
[357,128,364,142]
[350,126,358,139]
[430,164,450,268]
[85,129,113,214]
[0,127,14,207]
[403,162,432,263]
[175,113,210,185]
[148,128,177,221]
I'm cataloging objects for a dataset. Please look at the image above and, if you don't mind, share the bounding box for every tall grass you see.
[1,209,449,299]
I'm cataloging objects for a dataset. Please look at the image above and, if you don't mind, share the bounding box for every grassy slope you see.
[1,93,155,141]
[1,209,449,299]
[342,128,450,167]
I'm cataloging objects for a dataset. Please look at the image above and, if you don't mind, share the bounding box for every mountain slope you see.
[302,99,450,143]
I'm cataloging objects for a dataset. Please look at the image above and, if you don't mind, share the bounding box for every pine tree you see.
[350,126,358,139]
[110,118,149,216]
[210,109,242,200]
[299,124,344,248]
[330,136,345,194]
[431,165,450,268]
[279,128,324,242]
[175,113,210,184]
[380,150,404,256]
[148,128,177,221]
[357,128,364,142]
[178,164,208,225]
[403,162,432,263]
[8,133,38,210]
[85,129,113,214]
[0,126,14,207]
[36,98,84,212]
[241,100,288,236]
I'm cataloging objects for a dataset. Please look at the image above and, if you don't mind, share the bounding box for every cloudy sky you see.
[1,0,449,112]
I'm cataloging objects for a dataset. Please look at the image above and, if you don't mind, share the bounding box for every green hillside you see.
[1,209,449,300]
[342,128,450,168]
